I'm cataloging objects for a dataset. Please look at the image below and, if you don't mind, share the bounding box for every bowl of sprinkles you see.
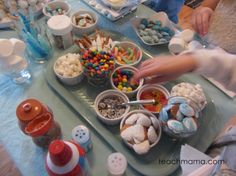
[111,41,142,67]
[137,84,170,114]
[110,66,144,98]
[94,90,130,125]
[81,49,115,86]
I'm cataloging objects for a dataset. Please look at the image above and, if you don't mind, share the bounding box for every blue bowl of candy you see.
[159,96,202,139]
[43,0,71,18]
[131,12,176,45]
[110,65,144,98]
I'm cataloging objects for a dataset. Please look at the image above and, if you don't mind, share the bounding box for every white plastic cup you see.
[0,39,14,58]
[168,37,187,55]
[10,38,26,55]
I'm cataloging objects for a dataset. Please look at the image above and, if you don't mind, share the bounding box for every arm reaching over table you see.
[134,49,236,92]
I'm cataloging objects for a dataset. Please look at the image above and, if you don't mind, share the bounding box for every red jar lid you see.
[16,99,43,122]
[24,113,53,137]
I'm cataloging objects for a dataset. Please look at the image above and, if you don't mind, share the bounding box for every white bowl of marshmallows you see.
[54,53,84,86]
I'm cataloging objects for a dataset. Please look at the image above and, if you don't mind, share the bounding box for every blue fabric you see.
[144,0,185,23]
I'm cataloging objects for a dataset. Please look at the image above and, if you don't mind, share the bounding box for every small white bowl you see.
[94,90,130,125]
[137,84,170,114]
[110,66,144,98]
[71,10,98,36]
[43,0,71,18]
[112,41,142,67]
[53,54,84,86]
[120,110,162,151]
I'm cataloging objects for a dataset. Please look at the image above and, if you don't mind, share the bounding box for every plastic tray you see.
[45,30,219,176]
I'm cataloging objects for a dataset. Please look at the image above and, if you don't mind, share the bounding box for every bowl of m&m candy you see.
[81,49,115,86]
[111,41,142,67]
[110,66,144,98]
[137,84,170,114]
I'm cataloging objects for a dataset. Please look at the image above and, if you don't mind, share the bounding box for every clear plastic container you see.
[47,15,73,49]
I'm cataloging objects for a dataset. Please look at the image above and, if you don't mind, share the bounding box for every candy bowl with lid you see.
[94,89,130,125]
[110,65,144,98]
[159,96,201,139]
[120,110,162,155]
[53,53,84,86]
[137,84,170,115]
[111,41,142,67]
[80,49,115,86]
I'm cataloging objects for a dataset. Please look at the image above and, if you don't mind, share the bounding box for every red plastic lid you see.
[49,140,73,166]
[16,99,43,122]
[24,113,53,137]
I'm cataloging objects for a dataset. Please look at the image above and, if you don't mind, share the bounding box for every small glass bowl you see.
[159,96,201,139]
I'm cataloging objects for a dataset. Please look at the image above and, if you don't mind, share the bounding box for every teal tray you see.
[45,31,219,176]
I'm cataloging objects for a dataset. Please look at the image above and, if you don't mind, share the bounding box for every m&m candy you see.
[81,50,115,84]
[112,68,139,93]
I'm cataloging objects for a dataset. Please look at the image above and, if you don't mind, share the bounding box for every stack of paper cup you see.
[10,38,26,55]
[46,140,86,176]
[168,37,186,55]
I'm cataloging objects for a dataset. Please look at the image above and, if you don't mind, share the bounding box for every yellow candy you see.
[104,64,109,68]
[127,87,133,92]
[118,85,123,90]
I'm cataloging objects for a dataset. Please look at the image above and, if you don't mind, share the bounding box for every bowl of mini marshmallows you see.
[54,53,84,86]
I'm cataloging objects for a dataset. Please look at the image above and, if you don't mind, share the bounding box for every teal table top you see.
[0,1,236,176]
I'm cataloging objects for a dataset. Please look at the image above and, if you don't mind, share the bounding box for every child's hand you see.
[191,6,213,36]
[133,55,197,84]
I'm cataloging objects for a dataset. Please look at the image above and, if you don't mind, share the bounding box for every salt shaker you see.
[72,125,93,152]
[107,153,127,176]
[47,15,73,49]
[46,139,86,176]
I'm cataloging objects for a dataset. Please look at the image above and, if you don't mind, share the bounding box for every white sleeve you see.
[190,49,236,92]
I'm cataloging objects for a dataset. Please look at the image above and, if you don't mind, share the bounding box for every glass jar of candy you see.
[25,113,62,148]
[16,98,53,133]
[80,50,115,86]
[159,96,202,139]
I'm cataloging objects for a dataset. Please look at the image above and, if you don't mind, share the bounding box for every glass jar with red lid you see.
[16,98,53,132]
[25,113,62,148]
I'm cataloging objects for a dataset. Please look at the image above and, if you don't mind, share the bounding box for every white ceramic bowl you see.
[112,41,142,67]
[94,90,130,125]
[53,54,84,86]
[71,10,98,36]
[137,84,170,114]
[110,65,144,98]
[43,0,71,18]
[120,110,162,150]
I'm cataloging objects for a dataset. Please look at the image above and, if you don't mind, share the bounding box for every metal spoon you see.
[108,99,156,109]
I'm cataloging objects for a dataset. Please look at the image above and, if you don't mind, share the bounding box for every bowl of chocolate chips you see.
[71,10,98,36]
[94,90,130,125]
